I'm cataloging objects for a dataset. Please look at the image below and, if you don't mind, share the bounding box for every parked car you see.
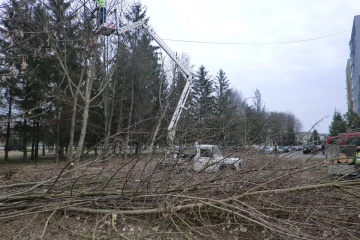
[279,146,290,153]
[260,146,273,154]
[303,144,316,154]
[292,145,302,151]
[286,146,294,151]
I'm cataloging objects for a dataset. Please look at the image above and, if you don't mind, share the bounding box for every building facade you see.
[346,59,353,110]
[349,15,360,113]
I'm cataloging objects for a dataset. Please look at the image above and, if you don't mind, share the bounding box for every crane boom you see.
[116,20,194,146]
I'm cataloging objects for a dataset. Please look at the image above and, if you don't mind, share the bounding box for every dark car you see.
[286,146,295,151]
[279,146,289,153]
[303,144,316,154]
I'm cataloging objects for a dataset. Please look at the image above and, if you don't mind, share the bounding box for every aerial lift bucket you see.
[95,22,116,36]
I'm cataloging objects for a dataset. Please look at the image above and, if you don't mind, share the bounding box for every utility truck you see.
[114,20,243,172]
[167,143,243,173]
[191,143,242,172]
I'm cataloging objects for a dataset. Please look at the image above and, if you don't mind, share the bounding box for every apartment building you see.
[349,15,360,113]
[346,59,353,110]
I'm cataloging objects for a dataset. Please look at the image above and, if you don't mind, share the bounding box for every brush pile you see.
[1,151,360,239]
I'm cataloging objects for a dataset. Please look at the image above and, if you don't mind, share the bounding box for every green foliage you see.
[246,90,268,144]
[345,109,360,131]
[310,129,320,145]
[215,69,231,116]
[282,124,296,146]
[190,65,215,119]
[212,70,239,143]
[329,110,346,136]
[188,65,216,141]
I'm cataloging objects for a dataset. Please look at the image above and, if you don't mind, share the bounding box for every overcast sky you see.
[139,0,360,134]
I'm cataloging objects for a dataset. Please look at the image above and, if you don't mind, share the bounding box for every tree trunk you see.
[102,79,116,156]
[103,85,110,155]
[4,91,12,162]
[104,79,116,155]
[115,90,124,155]
[42,142,45,156]
[30,120,35,160]
[68,93,78,160]
[68,76,83,161]
[55,106,59,163]
[35,122,39,159]
[22,118,27,161]
[148,78,173,155]
[75,61,95,161]
[101,44,117,156]
[124,78,134,160]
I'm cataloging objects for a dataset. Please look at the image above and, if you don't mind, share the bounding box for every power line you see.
[162,29,351,45]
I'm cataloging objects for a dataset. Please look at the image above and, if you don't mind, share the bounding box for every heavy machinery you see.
[325,132,359,176]
[191,143,243,172]
[113,20,243,172]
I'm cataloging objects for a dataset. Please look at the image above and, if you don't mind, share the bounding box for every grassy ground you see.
[0,150,56,164]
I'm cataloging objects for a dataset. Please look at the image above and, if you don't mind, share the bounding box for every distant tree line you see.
[0,0,303,161]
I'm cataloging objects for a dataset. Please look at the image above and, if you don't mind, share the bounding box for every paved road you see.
[278,150,326,160]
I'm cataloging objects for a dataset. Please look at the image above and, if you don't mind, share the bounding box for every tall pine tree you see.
[212,69,238,144]
[345,109,360,131]
[190,65,215,141]
[329,110,346,136]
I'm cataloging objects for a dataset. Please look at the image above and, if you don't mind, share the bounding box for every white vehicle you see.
[115,21,243,172]
[192,144,243,172]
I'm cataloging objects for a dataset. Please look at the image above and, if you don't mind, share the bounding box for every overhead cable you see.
[162,29,350,45]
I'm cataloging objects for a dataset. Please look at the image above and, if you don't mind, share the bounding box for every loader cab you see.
[196,145,222,158]
[193,145,223,172]
[200,148,213,158]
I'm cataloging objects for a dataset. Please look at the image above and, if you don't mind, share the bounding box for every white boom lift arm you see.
[116,20,194,146]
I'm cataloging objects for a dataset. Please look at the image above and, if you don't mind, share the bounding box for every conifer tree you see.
[0,0,37,160]
[329,110,346,136]
[117,2,163,155]
[345,109,360,131]
[189,65,215,141]
[212,69,239,144]
[191,65,214,119]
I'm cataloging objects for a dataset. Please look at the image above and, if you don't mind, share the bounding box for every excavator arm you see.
[116,20,194,146]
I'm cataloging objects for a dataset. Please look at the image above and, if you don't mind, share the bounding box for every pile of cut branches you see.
[1,150,360,239]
